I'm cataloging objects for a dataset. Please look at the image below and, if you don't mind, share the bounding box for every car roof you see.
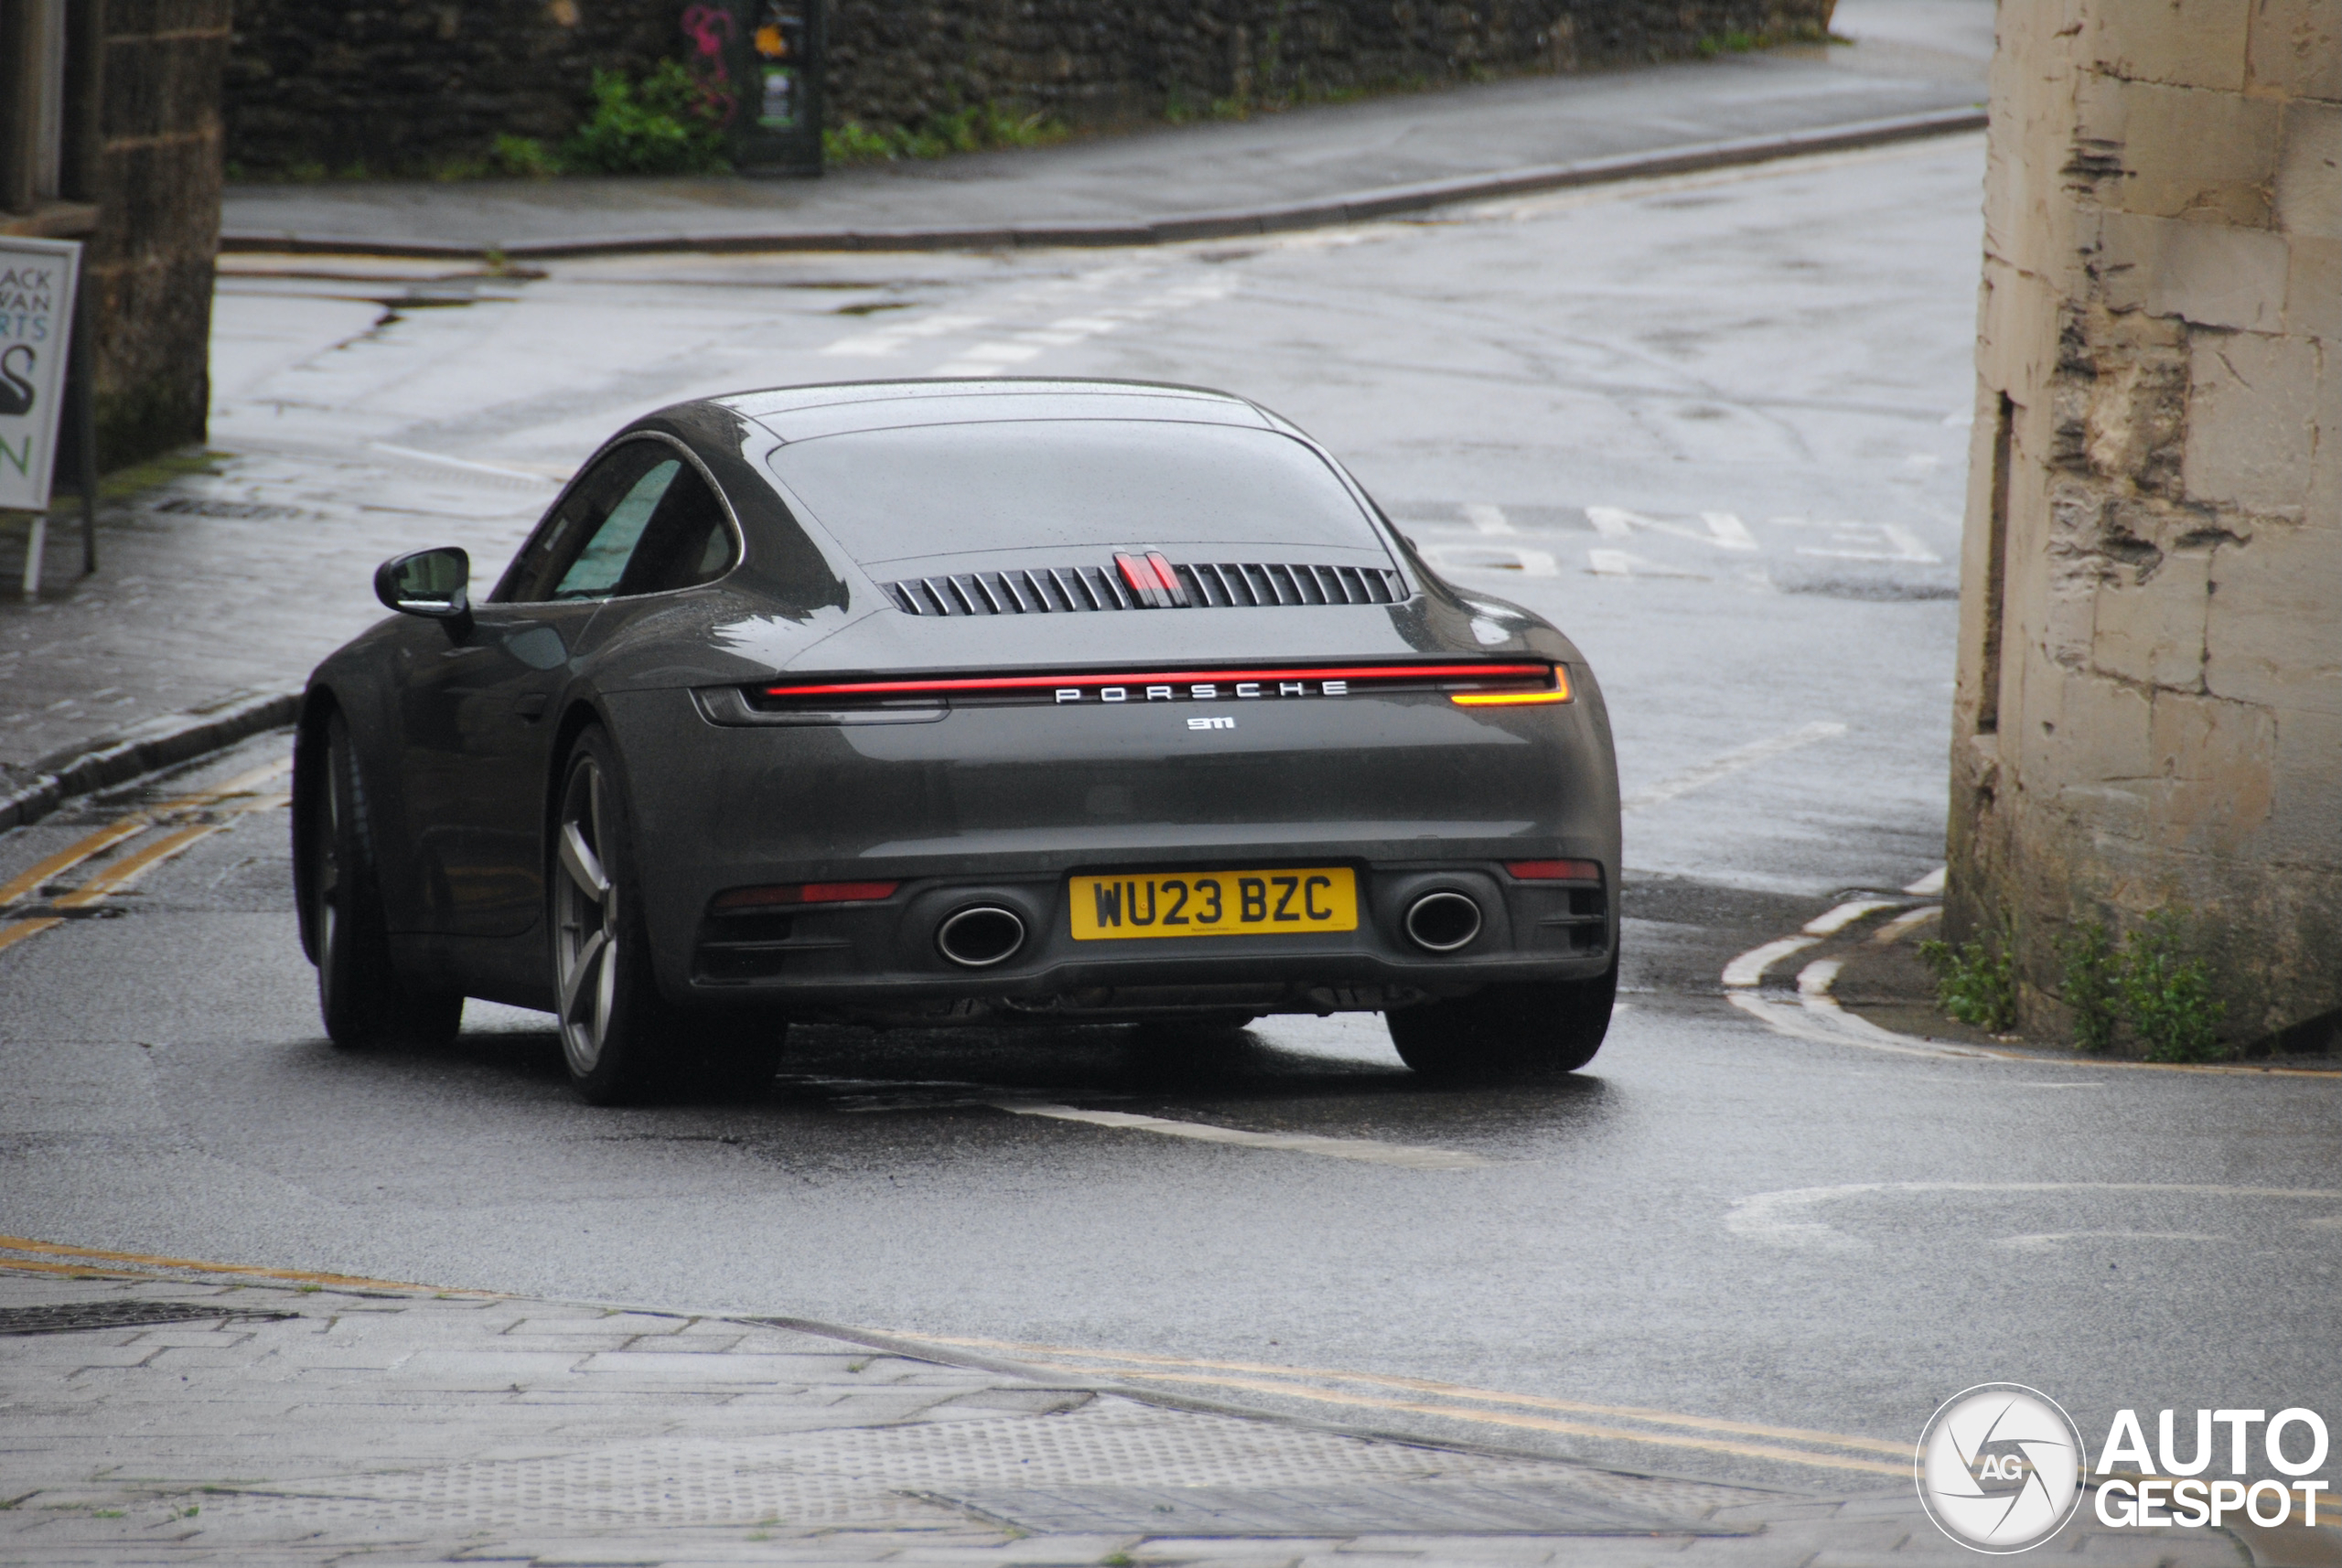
[703,378,1293,445]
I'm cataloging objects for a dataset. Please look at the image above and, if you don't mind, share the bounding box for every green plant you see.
[2057,921,2121,1052]
[822,103,1067,166]
[2116,913,2227,1062]
[493,134,562,178]
[562,61,729,176]
[1918,921,2018,1033]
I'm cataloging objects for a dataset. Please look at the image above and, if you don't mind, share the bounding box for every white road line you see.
[1701,511,1759,551]
[1421,543,1558,576]
[1871,905,1942,945]
[368,443,554,482]
[1904,866,1947,896]
[1721,936,1821,988]
[1588,548,1704,577]
[1727,1183,2342,1252]
[1462,503,1515,535]
[1802,899,1899,937]
[821,312,993,356]
[994,1103,1488,1172]
[1795,959,1842,998]
[1621,720,1847,812]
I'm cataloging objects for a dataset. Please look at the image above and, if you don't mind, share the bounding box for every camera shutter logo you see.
[1916,1384,2088,1552]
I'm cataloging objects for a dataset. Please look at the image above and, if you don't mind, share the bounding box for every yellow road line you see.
[0,1255,148,1279]
[144,757,295,813]
[1013,1359,1908,1477]
[0,1233,466,1293]
[0,820,149,907]
[913,1332,1908,1457]
[0,917,64,953]
[0,756,295,916]
[50,823,221,908]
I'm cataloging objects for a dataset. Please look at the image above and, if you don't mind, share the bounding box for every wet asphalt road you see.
[5,135,2340,1496]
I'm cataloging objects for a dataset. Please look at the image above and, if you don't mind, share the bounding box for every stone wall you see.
[89,0,231,464]
[223,0,1834,177]
[1947,0,2340,1050]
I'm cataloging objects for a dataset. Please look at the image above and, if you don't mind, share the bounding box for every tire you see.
[1386,962,1616,1081]
[549,726,692,1105]
[309,711,464,1049]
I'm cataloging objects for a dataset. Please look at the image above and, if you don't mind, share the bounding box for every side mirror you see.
[375,547,474,639]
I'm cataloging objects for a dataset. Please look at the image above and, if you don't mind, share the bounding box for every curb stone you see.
[218,106,1987,262]
[0,684,303,834]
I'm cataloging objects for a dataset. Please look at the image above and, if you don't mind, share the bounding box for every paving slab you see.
[5,1269,2316,1566]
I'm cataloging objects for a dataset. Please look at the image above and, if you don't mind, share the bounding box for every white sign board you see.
[0,236,81,513]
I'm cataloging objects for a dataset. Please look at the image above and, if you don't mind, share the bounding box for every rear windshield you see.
[762,420,1384,565]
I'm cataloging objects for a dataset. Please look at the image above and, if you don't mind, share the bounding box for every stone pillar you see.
[1949,0,2341,1050]
[84,1,231,466]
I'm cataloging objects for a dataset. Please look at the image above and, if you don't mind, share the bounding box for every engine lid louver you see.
[884,562,1411,616]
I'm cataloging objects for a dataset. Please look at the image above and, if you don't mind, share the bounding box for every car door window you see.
[500,441,736,603]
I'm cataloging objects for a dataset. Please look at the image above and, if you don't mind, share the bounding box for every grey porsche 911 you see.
[293,380,1621,1102]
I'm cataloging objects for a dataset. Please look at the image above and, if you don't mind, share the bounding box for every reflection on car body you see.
[293,380,1622,1102]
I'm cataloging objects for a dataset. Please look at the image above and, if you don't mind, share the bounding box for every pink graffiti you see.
[682,5,733,67]
[680,5,738,125]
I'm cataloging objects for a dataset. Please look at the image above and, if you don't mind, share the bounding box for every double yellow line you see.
[0,757,293,954]
[907,1332,1910,1478]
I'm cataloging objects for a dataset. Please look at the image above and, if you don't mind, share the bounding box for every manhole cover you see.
[928,1482,1745,1537]
[0,1300,297,1337]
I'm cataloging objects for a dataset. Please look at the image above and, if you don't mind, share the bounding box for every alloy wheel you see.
[553,757,618,1078]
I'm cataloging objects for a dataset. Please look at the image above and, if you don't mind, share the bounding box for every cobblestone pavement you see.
[4,1268,2298,1567]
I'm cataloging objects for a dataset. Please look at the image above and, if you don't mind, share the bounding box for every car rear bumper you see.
[602,682,1621,1018]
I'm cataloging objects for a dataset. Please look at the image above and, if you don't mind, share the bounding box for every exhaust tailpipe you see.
[1404,891,1483,952]
[937,905,1026,968]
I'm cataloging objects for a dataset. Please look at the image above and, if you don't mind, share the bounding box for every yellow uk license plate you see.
[1069,867,1359,940]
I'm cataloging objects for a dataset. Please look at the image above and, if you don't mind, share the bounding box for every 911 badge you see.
[1187,715,1235,730]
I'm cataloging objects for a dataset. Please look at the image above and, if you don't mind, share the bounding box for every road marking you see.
[1462,503,1515,535]
[369,442,553,483]
[993,1103,1488,1172]
[1796,959,1841,998]
[0,819,148,907]
[1701,511,1759,550]
[1586,506,1756,552]
[1422,543,1560,576]
[1772,518,1942,564]
[1801,899,1899,937]
[1995,1230,2231,1250]
[1727,1184,2342,1253]
[51,823,220,907]
[1904,865,1946,895]
[1620,721,1846,812]
[917,1334,1911,1455]
[0,757,295,955]
[0,917,63,953]
[1585,547,1703,578]
[1871,905,1942,944]
[0,1232,463,1292]
[1721,937,1820,988]
[899,1332,1907,1476]
[820,311,994,356]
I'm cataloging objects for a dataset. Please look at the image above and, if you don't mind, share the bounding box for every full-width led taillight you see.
[1505,859,1603,882]
[757,662,1566,705]
[711,881,900,911]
